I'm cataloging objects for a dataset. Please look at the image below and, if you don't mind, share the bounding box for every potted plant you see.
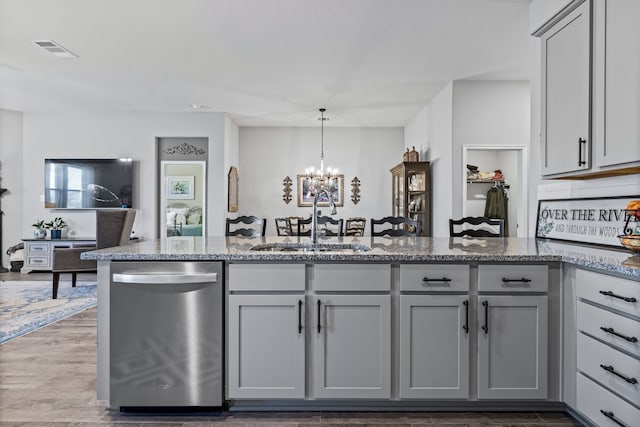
[46,217,67,239]
[31,220,47,239]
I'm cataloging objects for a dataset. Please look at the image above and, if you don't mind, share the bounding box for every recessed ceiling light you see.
[190,104,209,109]
[32,40,78,58]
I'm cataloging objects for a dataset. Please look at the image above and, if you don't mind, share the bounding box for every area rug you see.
[0,280,97,344]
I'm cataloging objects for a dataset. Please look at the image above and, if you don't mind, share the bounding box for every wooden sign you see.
[536,196,638,248]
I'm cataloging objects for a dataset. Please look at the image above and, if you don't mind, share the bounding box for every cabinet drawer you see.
[313,264,390,292]
[399,264,469,292]
[26,256,50,267]
[577,333,640,405]
[576,268,640,318]
[577,373,640,426]
[578,301,640,356]
[477,265,548,292]
[28,243,50,254]
[228,264,305,292]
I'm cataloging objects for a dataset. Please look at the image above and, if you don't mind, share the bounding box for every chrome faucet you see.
[311,187,337,244]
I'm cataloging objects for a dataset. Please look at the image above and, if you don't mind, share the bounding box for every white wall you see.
[0,109,24,268]
[22,112,228,239]
[427,83,454,237]
[403,103,430,160]
[239,126,403,235]
[224,115,239,220]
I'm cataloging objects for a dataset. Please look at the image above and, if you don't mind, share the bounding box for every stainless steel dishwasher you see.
[109,261,223,411]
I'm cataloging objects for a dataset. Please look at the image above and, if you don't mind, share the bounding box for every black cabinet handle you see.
[317,300,322,334]
[600,364,638,384]
[463,300,469,333]
[422,277,452,283]
[502,277,532,283]
[600,410,627,427]
[578,137,587,166]
[298,300,303,334]
[599,290,637,303]
[600,326,638,343]
[482,300,489,334]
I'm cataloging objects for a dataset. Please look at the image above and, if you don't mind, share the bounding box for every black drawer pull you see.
[502,277,532,283]
[463,300,469,333]
[316,300,322,334]
[599,290,637,303]
[578,137,587,166]
[422,277,452,283]
[600,326,638,343]
[482,300,489,334]
[600,410,627,427]
[298,300,303,334]
[600,364,638,384]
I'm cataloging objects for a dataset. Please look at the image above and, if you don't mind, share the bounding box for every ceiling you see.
[0,0,531,127]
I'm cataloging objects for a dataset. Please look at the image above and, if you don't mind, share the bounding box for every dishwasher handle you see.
[112,272,218,285]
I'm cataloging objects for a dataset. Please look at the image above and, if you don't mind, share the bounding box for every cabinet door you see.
[228,295,305,399]
[312,295,391,398]
[593,0,640,167]
[399,295,469,399]
[477,296,548,399]
[540,2,591,175]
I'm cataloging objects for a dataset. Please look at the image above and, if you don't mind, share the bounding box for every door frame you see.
[461,145,527,238]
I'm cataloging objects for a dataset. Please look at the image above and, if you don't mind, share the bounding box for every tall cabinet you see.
[390,161,431,237]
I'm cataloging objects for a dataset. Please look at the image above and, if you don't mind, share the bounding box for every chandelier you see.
[303,108,338,190]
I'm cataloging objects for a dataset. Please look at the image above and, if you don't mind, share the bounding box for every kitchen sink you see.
[250,242,371,253]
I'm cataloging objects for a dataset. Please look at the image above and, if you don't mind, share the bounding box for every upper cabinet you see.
[535,0,640,178]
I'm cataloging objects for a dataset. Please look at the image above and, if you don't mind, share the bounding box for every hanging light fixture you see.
[303,108,338,190]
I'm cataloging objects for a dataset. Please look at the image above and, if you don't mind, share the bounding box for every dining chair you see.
[449,216,504,237]
[370,216,421,237]
[274,218,293,236]
[297,216,343,237]
[345,217,366,236]
[225,216,267,236]
[51,209,136,299]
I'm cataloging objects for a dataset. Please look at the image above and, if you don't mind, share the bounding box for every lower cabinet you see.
[227,294,305,398]
[312,294,391,399]
[477,295,548,399]
[399,295,470,399]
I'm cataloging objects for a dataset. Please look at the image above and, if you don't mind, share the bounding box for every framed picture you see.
[297,174,344,207]
[167,176,194,200]
[536,196,636,248]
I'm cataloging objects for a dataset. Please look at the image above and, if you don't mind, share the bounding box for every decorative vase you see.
[33,228,47,239]
[51,229,62,239]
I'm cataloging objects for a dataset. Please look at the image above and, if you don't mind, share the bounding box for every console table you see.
[21,237,96,273]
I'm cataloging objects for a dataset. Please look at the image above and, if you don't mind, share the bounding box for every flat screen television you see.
[44,158,133,209]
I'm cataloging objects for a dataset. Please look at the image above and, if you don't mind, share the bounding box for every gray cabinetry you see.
[312,294,391,399]
[538,1,590,176]
[477,295,548,399]
[399,295,469,399]
[227,294,305,399]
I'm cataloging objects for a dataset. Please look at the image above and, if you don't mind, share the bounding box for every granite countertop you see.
[81,236,640,279]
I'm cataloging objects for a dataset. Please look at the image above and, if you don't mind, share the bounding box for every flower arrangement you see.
[45,217,67,230]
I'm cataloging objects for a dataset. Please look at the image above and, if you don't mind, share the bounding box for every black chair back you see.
[274,218,292,236]
[449,217,504,237]
[371,216,421,237]
[225,216,266,236]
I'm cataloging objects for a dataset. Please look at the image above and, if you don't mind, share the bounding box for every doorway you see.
[462,146,527,238]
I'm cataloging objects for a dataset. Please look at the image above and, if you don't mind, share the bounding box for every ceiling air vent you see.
[33,40,78,58]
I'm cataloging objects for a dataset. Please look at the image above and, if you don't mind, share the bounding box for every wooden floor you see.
[0,271,582,426]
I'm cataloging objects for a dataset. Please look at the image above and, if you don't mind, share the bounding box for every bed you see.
[166,203,203,236]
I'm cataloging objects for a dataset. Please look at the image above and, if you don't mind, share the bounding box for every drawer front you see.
[399,264,469,292]
[578,301,640,356]
[26,256,51,268]
[576,373,640,427]
[577,333,640,405]
[477,265,548,292]
[314,264,390,292]
[27,243,50,254]
[228,263,305,292]
[576,268,640,318]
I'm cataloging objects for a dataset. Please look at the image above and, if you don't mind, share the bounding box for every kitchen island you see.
[84,236,640,423]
